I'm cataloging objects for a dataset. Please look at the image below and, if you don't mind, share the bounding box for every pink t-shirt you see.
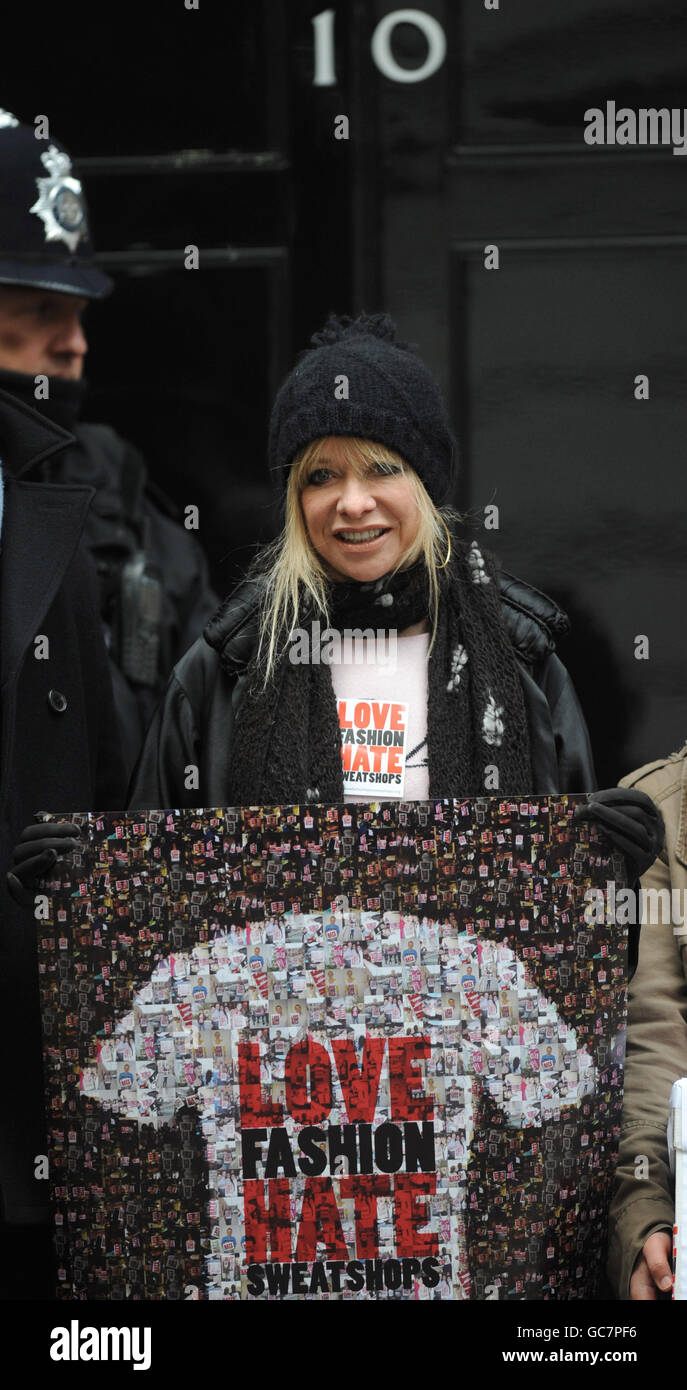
[330,632,430,801]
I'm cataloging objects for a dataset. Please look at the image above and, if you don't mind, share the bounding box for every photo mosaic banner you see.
[38,798,627,1301]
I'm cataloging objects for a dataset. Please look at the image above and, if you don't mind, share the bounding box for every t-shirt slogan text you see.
[338,699,408,798]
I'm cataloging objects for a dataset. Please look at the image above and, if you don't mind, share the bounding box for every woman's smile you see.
[332,525,391,547]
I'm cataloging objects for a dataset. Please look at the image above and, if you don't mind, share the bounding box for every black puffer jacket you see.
[128,570,597,810]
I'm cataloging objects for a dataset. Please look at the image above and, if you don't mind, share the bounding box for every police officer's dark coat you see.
[39,421,220,781]
[0,389,126,1227]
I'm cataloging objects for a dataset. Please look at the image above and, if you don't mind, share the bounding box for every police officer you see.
[0,110,219,778]
[0,378,127,1297]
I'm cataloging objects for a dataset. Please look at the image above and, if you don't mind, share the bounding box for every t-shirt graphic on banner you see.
[338,699,408,796]
[37,799,627,1301]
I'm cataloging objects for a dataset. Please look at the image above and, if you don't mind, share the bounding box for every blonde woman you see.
[126,313,596,809]
[11,315,660,878]
[6,315,666,1307]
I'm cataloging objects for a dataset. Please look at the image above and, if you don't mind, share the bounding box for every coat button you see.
[48,689,68,713]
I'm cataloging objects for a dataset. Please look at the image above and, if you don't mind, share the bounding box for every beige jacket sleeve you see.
[607,761,687,1298]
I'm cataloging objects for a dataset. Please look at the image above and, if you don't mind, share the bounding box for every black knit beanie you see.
[268,312,456,505]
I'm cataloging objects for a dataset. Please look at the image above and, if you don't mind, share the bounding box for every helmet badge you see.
[30,144,87,254]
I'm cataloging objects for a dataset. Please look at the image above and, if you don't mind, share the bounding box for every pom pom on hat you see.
[309,311,411,350]
[269,310,456,506]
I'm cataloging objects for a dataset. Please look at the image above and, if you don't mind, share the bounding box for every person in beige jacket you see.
[607,743,687,1299]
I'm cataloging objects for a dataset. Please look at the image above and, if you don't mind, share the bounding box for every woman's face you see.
[299,436,420,582]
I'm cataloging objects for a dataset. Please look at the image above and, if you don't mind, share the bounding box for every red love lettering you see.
[331,1036,386,1123]
[238,1043,284,1128]
[338,700,352,729]
[284,1038,332,1124]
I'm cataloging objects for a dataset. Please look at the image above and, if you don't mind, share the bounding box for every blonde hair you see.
[254,436,460,685]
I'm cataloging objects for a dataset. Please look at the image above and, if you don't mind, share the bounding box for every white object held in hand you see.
[669,1077,687,1300]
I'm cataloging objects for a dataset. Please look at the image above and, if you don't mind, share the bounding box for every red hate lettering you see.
[394,1174,438,1258]
[371,746,386,773]
[295,1178,348,1261]
[338,700,352,729]
[243,1179,291,1263]
[339,1175,391,1258]
[388,1037,434,1121]
[238,1043,284,1128]
[387,748,402,774]
[331,1036,386,1122]
[371,702,389,728]
[351,748,370,773]
[341,745,353,771]
[389,704,405,730]
[284,1038,332,1124]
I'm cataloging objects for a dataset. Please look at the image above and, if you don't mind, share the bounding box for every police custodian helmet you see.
[0,109,112,299]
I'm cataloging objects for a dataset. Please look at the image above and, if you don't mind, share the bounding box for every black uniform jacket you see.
[43,422,219,780]
[129,570,597,812]
[0,390,127,1226]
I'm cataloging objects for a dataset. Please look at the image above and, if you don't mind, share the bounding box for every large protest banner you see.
[37,798,626,1301]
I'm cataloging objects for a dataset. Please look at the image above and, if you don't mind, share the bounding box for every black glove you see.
[7,819,81,907]
[572,788,664,878]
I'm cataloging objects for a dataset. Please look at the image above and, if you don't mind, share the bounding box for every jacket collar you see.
[497,570,570,665]
[0,386,75,477]
[677,756,687,867]
[204,569,570,675]
[204,577,262,674]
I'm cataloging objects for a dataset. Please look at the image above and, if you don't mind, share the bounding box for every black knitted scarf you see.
[226,538,532,805]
